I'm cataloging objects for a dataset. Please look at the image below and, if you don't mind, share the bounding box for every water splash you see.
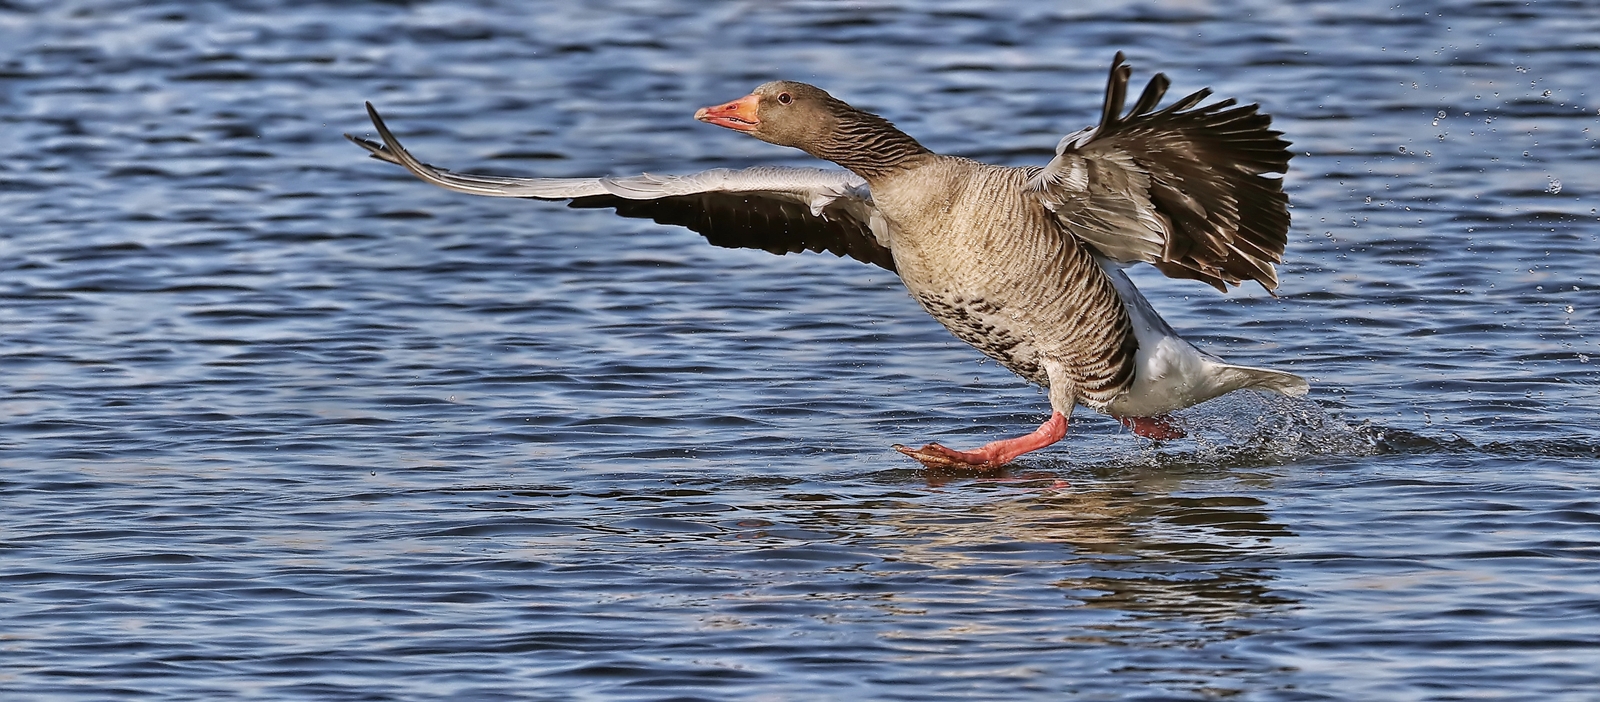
[1168,390,1382,465]
[1159,392,1600,464]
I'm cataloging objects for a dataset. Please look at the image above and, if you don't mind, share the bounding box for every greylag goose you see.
[347,52,1308,470]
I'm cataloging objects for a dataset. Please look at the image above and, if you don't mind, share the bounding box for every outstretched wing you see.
[347,103,895,271]
[1027,53,1292,292]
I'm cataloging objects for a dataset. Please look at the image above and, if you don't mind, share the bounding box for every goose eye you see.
[777,92,792,105]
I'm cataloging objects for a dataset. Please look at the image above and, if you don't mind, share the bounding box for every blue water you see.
[3,0,1598,699]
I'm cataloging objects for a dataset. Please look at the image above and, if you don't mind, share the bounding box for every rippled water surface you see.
[4,0,1599,699]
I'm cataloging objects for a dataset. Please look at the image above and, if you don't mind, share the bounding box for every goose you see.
[347,53,1308,470]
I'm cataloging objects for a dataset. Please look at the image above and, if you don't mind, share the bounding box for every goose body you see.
[348,53,1308,469]
[870,159,1139,408]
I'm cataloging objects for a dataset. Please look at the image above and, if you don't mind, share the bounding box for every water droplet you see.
[1566,305,1575,314]
[1548,179,1563,194]
[1437,110,1447,118]
[1542,90,1552,97]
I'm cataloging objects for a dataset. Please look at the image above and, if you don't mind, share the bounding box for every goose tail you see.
[1095,257,1310,418]
[1208,360,1309,397]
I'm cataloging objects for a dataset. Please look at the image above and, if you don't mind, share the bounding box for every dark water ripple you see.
[4,0,1600,699]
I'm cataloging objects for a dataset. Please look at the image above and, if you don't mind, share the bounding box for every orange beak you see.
[694,94,761,132]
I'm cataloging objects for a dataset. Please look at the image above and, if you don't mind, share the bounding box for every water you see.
[3,0,1598,699]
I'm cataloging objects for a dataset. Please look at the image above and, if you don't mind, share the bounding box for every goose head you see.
[695,81,929,179]
[694,81,840,152]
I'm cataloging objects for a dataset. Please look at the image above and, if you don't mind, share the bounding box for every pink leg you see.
[894,411,1069,470]
[1116,414,1186,440]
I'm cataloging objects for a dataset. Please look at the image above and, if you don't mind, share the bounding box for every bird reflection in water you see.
[872,461,1298,641]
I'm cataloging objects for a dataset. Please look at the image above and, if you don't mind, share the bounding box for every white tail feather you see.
[1211,362,1310,397]
[1096,257,1308,417]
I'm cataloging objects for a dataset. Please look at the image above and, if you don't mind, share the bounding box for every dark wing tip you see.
[345,133,392,162]
[1165,88,1213,113]
[364,102,400,146]
[1099,57,1134,132]
[346,102,406,165]
[1128,73,1170,118]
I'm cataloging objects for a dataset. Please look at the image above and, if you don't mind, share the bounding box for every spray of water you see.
[1171,390,1382,463]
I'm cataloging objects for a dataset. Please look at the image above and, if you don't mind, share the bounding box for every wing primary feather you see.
[1128,73,1170,118]
[1099,52,1132,131]
[1163,88,1213,113]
